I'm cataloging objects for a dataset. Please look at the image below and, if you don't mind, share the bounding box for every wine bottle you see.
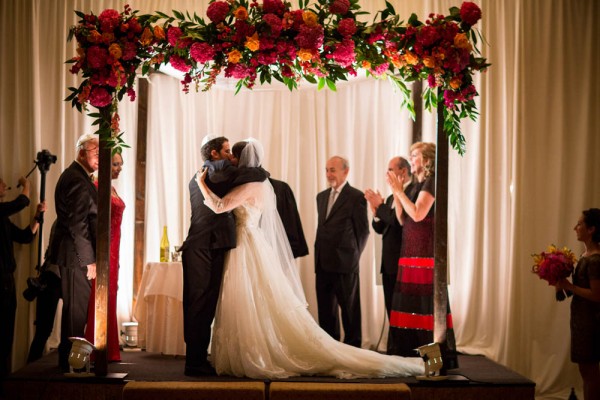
[160,225,170,262]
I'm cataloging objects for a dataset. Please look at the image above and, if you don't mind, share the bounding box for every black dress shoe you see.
[184,363,216,376]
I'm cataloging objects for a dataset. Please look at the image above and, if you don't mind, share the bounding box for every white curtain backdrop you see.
[1,1,599,399]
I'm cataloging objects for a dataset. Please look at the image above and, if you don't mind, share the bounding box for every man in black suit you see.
[269,178,308,259]
[365,156,413,318]
[180,136,268,376]
[314,156,369,348]
[53,133,99,370]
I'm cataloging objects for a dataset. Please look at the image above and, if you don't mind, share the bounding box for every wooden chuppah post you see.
[94,108,112,376]
[132,77,149,313]
[433,89,449,368]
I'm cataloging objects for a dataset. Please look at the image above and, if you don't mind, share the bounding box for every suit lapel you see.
[326,184,349,221]
[318,191,328,225]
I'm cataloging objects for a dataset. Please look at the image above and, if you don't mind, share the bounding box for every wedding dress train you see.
[204,181,424,379]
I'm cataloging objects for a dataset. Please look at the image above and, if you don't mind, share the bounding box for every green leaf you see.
[326,78,337,92]
[317,77,326,90]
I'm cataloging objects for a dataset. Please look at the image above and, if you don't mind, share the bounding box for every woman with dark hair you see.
[555,208,600,400]
[385,141,458,369]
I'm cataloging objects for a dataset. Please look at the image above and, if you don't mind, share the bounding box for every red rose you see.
[89,87,112,108]
[206,1,230,23]
[87,46,108,69]
[460,2,482,27]
[263,14,283,37]
[329,0,350,15]
[190,42,216,64]
[337,18,357,37]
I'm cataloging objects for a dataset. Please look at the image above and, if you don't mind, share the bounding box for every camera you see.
[35,149,57,172]
[23,275,47,302]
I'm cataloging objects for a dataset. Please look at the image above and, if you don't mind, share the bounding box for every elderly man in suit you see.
[180,135,269,376]
[54,133,99,370]
[365,156,414,318]
[314,156,369,348]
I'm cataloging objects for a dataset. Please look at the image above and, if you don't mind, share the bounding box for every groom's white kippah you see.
[201,134,217,147]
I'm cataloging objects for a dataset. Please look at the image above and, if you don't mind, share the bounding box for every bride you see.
[197,139,424,379]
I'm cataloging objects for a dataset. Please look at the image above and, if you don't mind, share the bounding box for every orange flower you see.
[140,27,154,46]
[449,77,462,89]
[453,33,472,51]
[403,51,418,65]
[77,84,91,104]
[361,60,371,69]
[302,10,318,27]
[298,48,313,62]
[153,25,165,40]
[102,32,115,44]
[228,49,242,63]
[108,43,122,60]
[423,56,436,68]
[88,30,102,43]
[234,6,248,20]
[245,32,260,52]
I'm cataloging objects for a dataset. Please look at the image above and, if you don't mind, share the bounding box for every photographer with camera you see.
[0,175,45,379]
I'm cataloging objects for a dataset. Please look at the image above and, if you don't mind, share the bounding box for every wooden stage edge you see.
[2,352,535,400]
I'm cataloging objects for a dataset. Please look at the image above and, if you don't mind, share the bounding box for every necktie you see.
[326,189,337,218]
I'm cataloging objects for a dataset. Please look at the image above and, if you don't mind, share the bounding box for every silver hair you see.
[75,133,98,153]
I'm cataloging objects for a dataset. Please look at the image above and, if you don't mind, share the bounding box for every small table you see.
[134,262,186,356]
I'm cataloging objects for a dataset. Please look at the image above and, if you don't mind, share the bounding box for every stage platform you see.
[1,351,535,400]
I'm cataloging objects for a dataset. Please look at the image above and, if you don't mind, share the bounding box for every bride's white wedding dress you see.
[202,180,424,379]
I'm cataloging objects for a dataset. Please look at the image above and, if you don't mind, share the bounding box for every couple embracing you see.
[180,136,423,379]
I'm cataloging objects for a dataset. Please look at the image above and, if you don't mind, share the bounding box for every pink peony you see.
[167,27,183,47]
[295,24,324,50]
[121,41,137,61]
[460,2,482,27]
[207,1,230,23]
[329,0,350,15]
[98,9,121,33]
[263,0,286,16]
[371,62,389,76]
[263,14,283,37]
[416,25,441,48]
[87,45,108,69]
[89,87,112,108]
[169,55,191,73]
[332,39,355,67]
[337,18,357,37]
[190,42,216,63]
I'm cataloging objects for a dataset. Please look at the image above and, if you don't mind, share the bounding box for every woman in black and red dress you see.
[385,142,458,370]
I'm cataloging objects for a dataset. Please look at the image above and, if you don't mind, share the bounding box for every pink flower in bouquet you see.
[460,2,482,27]
[190,42,216,64]
[338,18,357,37]
[167,26,183,46]
[98,9,121,33]
[532,245,577,286]
[121,41,137,61]
[89,87,112,108]
[207,1,230,23]
[416,25,441,49]
[329,0,350,15]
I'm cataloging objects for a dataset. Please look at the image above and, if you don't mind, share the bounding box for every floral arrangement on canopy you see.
[65,0,490,154]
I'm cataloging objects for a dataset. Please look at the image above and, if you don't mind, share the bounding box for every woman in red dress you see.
[85,153,125,362]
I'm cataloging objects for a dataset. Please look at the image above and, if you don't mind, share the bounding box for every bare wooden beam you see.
[132,77,149,313]
[411,80,423,143]
[433,91,449,364]
[94,109,112,376]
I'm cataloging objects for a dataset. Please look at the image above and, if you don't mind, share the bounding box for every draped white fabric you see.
[1,1,599,398]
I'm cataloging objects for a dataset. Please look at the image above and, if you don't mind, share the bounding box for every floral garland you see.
[66,0,490,154]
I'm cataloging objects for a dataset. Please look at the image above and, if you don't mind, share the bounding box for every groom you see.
[180,135,269,376]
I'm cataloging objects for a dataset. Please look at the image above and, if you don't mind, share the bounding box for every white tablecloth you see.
[134,262,186,356]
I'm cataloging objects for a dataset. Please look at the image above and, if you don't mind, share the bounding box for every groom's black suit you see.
[181,159,268,375]
[314,183,369,347]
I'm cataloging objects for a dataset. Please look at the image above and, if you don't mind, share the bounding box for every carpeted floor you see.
[7,349,533,386]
